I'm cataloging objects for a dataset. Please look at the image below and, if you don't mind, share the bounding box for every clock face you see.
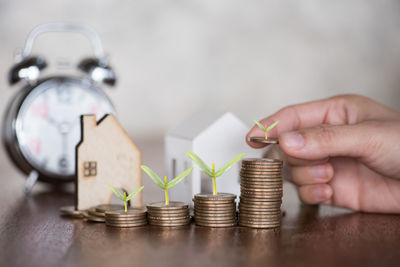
[14,78,116,178]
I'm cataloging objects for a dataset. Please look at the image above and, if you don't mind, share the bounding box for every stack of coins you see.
[239,158,283,228]
[147,202,190,227]
[105,207,147,228]
[85,204,124,223]
[193,193,237,228]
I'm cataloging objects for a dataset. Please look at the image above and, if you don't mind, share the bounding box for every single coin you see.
[248,137,279,144]
[194,193,236,201]
[95,204,124,213]
[194,202,236,209]
[238,221,280,229]
[240,174,282,179]
[147,211,189,217]
[240,170,282,175]
[60,206,85,218]
[147,202,189,210]
[87,208,105,217]
[238,215,281,222]
[149,220,191,227]
[239,211,282,218]
[106,214,147,220]
[106,218,147,225]
[238,206,281,212]
[85,215,106,223]
[195,221,236,227]
[192,198,235,203]
[240,192,282,198]
[242,158,283,164]
[241,186,282,192]
[147,215,190,221]
[194,214,235,220]
[240,197,282,204]
[241,181,282,187]
[240,190,283,196]
[105,209,147,218]
[106,221,147,227]
[194,211,236,216]
[241,165,282,169]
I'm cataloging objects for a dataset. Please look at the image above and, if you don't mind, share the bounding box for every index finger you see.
[246,95,381,148]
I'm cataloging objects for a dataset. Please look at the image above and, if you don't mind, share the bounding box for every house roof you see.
[167,111,248,140]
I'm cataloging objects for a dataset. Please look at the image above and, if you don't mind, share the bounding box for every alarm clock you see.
[2,23,117,189]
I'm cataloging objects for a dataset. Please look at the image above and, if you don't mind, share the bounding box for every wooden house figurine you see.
[165,112,263,204]
[76,114,142,210]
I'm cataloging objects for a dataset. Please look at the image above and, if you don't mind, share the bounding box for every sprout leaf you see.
[126,185,144,201]
[186,151,213,177]
[267,120,279,132]
[108,185,125,201]
[253,120,266,131]
[215,153,245,177]
[166,167,194,190]
[141,165,164,189]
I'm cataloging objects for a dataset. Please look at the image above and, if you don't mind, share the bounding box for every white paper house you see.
[165,112,263,204]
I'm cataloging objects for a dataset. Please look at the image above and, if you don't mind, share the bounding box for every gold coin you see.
[195,221,236,227]
[242,158,282,163]
[148,213,189,217]
[88,208,105,217]
[149,220,191,227]
[240,197,282,204]
[59,206,85,218]
[146,202,189,210]
[105,209,147,218]
[194,193,236,201]
[106,221,147,227]
[85,215,106,223]
[148,215,190,221]
[248,137,279,144]
[240,186,282,192]
[241,165,283,170]
[238,206,281,212]
[194,204,236,209]
[238,221,280,228]
[95,204,124,213]
[194,210,236,216]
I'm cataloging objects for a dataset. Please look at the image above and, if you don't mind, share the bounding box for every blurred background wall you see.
[1,0,400,139]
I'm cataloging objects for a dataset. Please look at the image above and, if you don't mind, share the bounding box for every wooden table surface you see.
[1,139,399,267]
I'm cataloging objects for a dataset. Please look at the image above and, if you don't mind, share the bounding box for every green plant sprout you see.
[186,151,245,196]
[141,165,193,205]
[108,185,144,213]
[253,120,280,140]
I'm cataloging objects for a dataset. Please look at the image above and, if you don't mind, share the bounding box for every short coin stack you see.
[193,193,237,227]
[147,202,190,227]
[85,204,124,223]
[239,158,283,228]
[105,207,147,228]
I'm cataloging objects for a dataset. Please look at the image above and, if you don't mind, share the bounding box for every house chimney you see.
[81,115,97,138]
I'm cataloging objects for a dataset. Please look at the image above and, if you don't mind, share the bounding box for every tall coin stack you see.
[238,158,283,228]
[193,193,237,227]
[147,202,191,227]
[105,208,147,228]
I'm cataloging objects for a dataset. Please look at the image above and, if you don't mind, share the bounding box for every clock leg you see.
[24,170,39,194]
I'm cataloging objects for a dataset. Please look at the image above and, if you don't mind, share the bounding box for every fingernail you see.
[280,131,304,149]
[313,187,327,201]
[310,165,327,181]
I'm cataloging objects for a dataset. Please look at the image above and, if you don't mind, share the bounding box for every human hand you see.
[246,95,400,213]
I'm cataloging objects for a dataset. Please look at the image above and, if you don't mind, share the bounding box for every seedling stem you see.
[124,192,127,212]
[212,163,217,195]
[164,176,169,205]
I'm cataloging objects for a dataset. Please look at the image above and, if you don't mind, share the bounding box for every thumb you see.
[278,123,377,161]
